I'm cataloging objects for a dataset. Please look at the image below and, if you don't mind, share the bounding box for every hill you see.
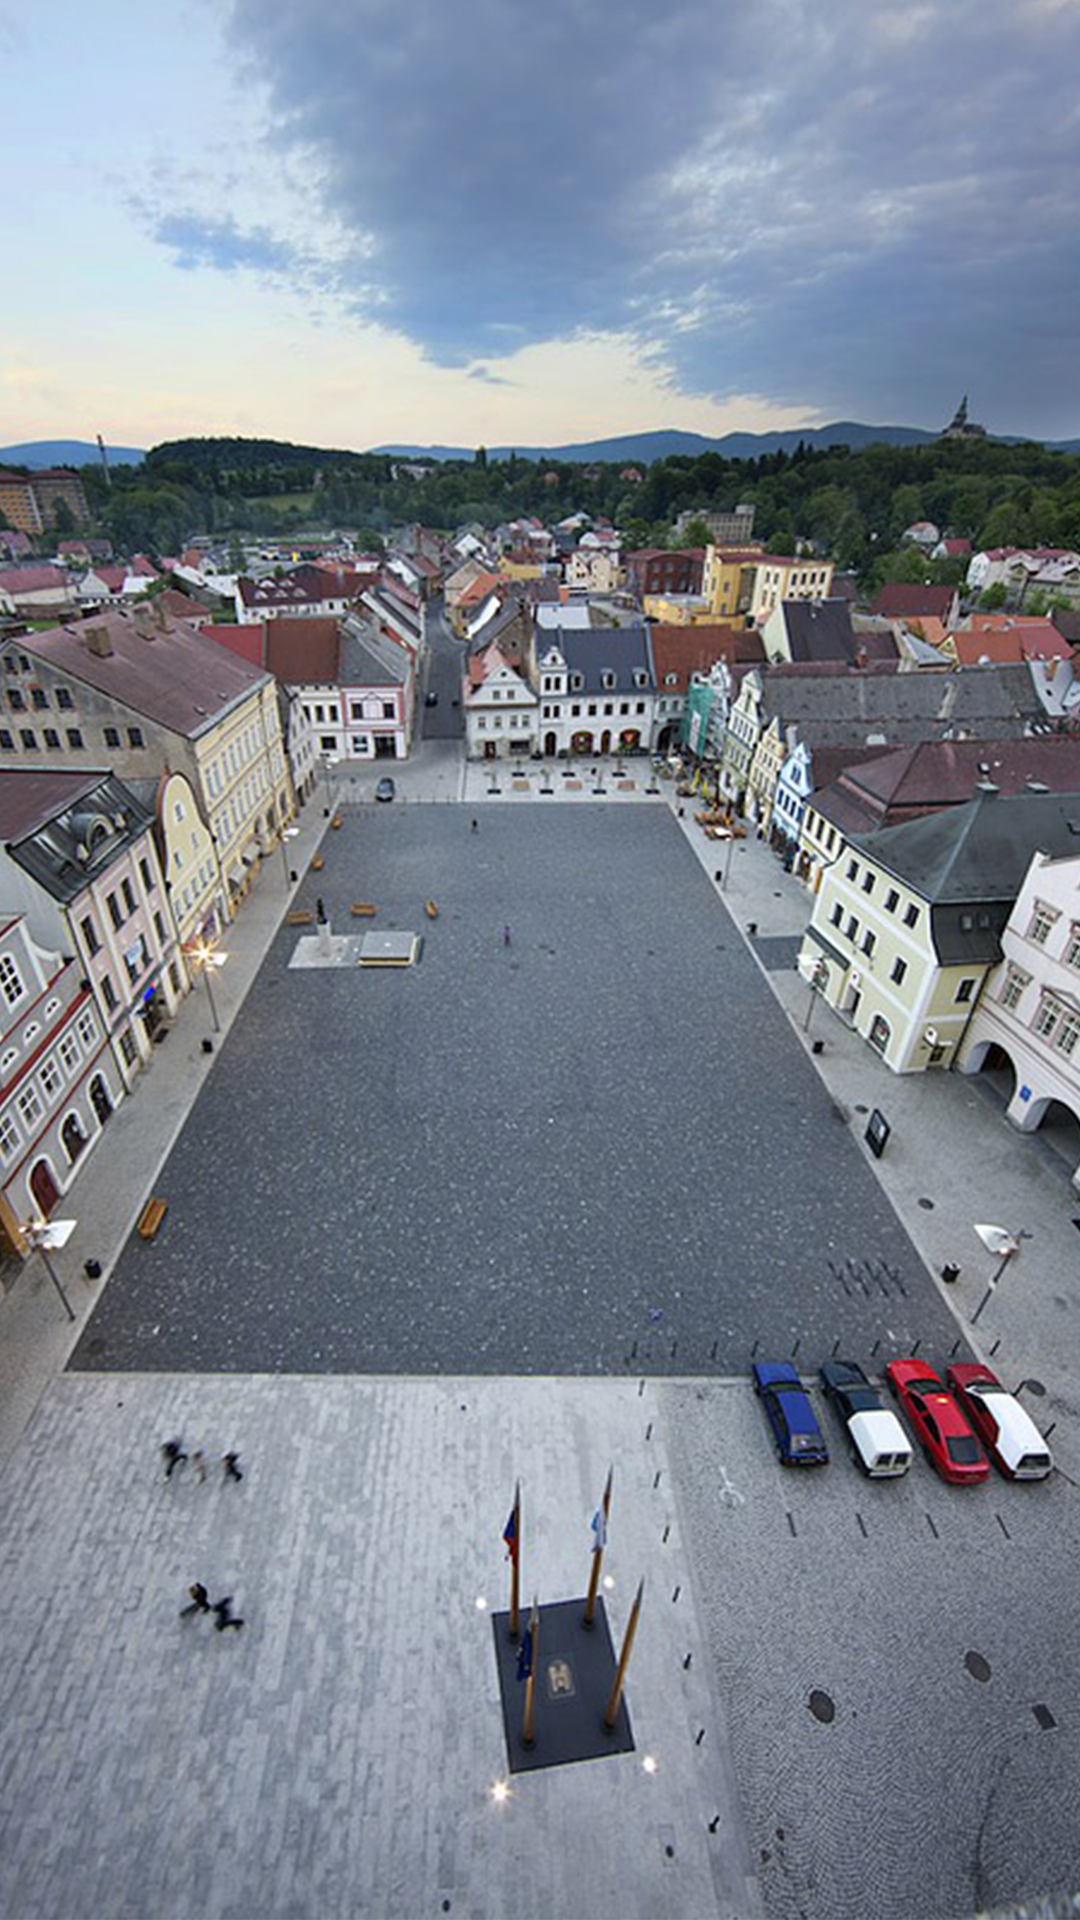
[373,423,945,463]
[0,440,146,469]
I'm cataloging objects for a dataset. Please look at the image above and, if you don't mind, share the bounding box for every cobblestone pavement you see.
[69,806,961,1376]
[0,1374,761,1920]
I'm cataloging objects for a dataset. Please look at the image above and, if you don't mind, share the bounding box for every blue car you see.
[752,1361,829,1467]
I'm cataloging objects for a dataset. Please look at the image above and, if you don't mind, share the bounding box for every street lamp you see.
[323,752,340,815]
[279,824,300,886]
[23,1216,77,1323]
[187,940,229,1033]
[798,955,829,1032]
[970,1222,1031,1325]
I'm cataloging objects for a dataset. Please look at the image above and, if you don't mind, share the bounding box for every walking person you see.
[502,924,512,948]
[222,1451,243,1483]
[212,1596,244,1632]
[471,818,478,834]
[191,1449,207,1484]
[180,1582,211,1618]
[161,1438,187,1479]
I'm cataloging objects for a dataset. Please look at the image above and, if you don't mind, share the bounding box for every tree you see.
[227,535,245,574]
[50,499,76,535]
[978,583,1008,610]
[678,516,712,549]
[475,446,488,470]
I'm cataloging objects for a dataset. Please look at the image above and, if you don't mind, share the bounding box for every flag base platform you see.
[492,1598,635,1773]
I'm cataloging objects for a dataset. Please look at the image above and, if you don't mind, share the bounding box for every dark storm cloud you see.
[223,0,1080,430]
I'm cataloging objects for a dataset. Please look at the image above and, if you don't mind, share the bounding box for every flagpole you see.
[583,1464,613,1628]
[604,1578,644,1731]
[509,1480,520,1641]
[522,1594,539,1748]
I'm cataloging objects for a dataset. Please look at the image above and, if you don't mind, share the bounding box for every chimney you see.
[134,602,156,640]
[853,646,867,670]
[85,624,113,659]
[1046,656,1058,682]
[154,597,168,630]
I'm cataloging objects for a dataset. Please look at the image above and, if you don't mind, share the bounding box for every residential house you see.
[900,521,941,551]
[0,531,32,562]
[701,546,768,622]
[772,743,889,863]
[623,550,704,599]
[967,548,1080,608]
[0,567,79,618]
[761,598,867,665]
[749,556,835,622]
[5,604,293,920]
[649,626,755,757]
[957,848,1080,1183]
[0,912,121,1247]
[137,769,224,953]
[360,574,424,670]
[566,547,621,594]
[0,769,187,1099]
[535,625,654,757]
[445,556,495,624]
[464,641,539,759]
[798,788,1080,1074]
[674,505,756,544]
[870,583,962,629]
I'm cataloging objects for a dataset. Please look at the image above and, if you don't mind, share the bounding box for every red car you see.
[885,1359,989,1485]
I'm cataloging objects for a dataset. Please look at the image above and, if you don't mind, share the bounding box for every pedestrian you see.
[222,1451,243,1483]
[161,1438,187,1479]
[180,1582,211,1618]
[502,924,512,947]
[192,1449,207,1484]
[212,1595,244,1632]
[471,818,478,834]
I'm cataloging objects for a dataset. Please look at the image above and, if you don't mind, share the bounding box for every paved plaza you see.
[71,805,962,1377]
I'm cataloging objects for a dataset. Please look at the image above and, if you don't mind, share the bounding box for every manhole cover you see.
[808,1689,835,1724]
[1033,1703,1057,1730]
[1021,1378,1046,1397]
[918,1197,935,1210]
[964,1651,992,1683]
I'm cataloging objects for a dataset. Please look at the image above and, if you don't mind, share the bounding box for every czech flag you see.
[502,1507,518,1563]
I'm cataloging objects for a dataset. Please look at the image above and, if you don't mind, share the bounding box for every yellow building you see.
[151,769,224,948]
[642,594,712,625]
[749,556,835,622]
[702,546,762,620]
[498,557,544,582]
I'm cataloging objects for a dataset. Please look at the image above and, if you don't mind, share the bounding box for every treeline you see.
[56,434,1080,583]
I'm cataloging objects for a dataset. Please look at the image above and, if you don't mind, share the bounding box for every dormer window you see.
[665,673,678,687]
[601,672,616,690]
[571,673,584,692]
[634,671,648,688]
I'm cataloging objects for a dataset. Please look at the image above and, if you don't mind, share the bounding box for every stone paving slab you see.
[0,1374,761,1920]
[68,807,962,1377]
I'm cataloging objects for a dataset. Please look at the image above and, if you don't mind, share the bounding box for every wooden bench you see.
[286,909,314,926]
[425,900,439,919]
[331,815,343,829]
[138,1198,168,1241]
[311,855,325,871]
[350,902,378,917]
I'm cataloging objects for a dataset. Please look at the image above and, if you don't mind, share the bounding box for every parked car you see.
[374,777,396,802]
[885,1359,989,1484]
[819,1360,912,1477]
[752,1361,829,1467]
[946,1363,1053,1480]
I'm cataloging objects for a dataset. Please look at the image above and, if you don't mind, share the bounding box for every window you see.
[101,977,117,1013]
[868,1014,890,1055]
[154,910,166,945]
[107,892,123,931]
[124,938,145,987]
[58,1031,80,1075]
[862,930,876,956]
[66,729,84,749]
[0,1113,19,1163]
[955,977,976,1003]
[861,872,875,895]
[104,727,121,748]
[22,1021,39,1045]
[30,688,47,710]
[885,887,899,914]
[127,727,144,748]
[44,997,60,1017]
[1055,1013,1080,1057]
[845,915,858,940]
[80,915,100,956]
[0,955,24,1007]
[139,858,151,892]
[382,702,394,720]
[16,1085,42,1129]
[999,967,1027,1010]
[0,731,12,750]
[168,960,181,995]
[1065,925,1080,970]
[0,1047,16,1074]
[20,729,37,750]
[43,728,60,749]
[959,912,973,932]
[8,689,24,711]
[903,904,919,929]
[1032,997,1060,1039]
[39,1056,63,1100]
[846,859,858,881]
[55,688,74,710]
[890,957,907,985]
[121,877,136,915]
[1028,904,1056,945]
[119,1028,138,1066]
[76,1009,97,1049]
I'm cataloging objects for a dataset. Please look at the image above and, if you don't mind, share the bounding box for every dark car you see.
[374,777,395,802]
[820,1360,912,1477]
[752,1360,829,1467]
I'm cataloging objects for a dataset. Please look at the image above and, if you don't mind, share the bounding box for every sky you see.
[3,0,1080,454]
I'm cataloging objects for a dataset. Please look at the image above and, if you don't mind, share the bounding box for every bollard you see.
[791,1337,801,1359]
[84,1258,102,1280]
[201,1038,214,1054]
[811,1039,825,1055]
[832,1336,841,1356]
[747,921,758,936]
[941,1263,960,1284]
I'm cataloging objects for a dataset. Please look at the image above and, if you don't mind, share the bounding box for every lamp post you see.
[970,1223,1030,1325]
[187,941,228,1033]
[323,752,340,815]
[279,824,300,886]
[23,1217,77,1323]
[799,956,829,1032]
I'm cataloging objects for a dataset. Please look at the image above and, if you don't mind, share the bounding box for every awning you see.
[804,929,850,972]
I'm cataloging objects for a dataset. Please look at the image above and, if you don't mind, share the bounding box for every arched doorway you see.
[61,1114,87,1166]
[600,730,611,754]
[619,729,641,750]
[962,1039,1017,1111]
[30,1159,59,1219]
[571,731,593,754]
[1022,1094,1080,1178]
[544,731,557,756]
[89,1074,112,1125]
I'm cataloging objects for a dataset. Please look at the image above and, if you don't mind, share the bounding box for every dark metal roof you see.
[850,788,1080,909]
[3,771,155,904]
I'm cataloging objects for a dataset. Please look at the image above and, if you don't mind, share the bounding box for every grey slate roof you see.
[757,661,1044,747]
[3,771,155,905]
[340,616,409,687]
[551,623,653,694]
[778,599,857,663]
[850,788,1080,964]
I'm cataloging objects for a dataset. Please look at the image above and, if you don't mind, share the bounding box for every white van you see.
[978,1395,1053,1480]
[847,1409,912,1478]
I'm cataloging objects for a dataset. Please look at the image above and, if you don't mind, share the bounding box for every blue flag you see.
[516,1627,533,1682]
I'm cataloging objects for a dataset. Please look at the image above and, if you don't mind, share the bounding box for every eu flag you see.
[516,1627,533,1682]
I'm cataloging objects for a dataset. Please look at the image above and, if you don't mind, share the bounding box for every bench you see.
[138,1198,168,1241]
[425,900,439,919]
[331,815,343,829]
[350,902,378,917]
[286,909,313,926]
[311,855,325,871]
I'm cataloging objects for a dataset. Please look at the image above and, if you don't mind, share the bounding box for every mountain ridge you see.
[0,440,146,469]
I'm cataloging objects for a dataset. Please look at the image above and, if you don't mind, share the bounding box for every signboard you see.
[865,1109,890,1159]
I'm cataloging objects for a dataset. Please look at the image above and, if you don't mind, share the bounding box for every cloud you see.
[199,0,1080,433]
[152,212,302,278]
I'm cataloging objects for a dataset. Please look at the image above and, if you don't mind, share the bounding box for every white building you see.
[464,641,538,760]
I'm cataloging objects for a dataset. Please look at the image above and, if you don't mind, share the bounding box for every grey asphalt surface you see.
[70,805,964,1376]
